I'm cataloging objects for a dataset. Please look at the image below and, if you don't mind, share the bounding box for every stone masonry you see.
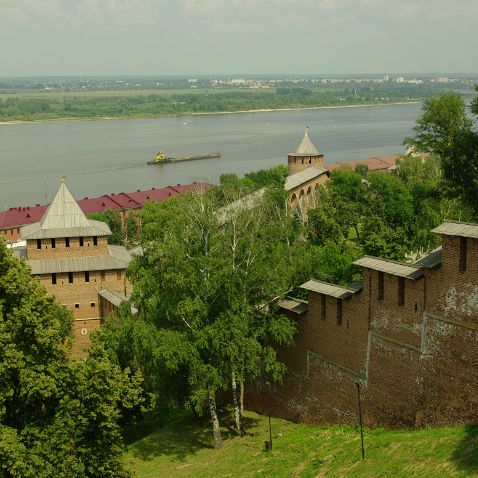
[16,180,133,358]
[249,221,478,428]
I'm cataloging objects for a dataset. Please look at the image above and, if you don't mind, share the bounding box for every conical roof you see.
[293,127,320,156]
[20,179,111,240]
[40,180,91,230]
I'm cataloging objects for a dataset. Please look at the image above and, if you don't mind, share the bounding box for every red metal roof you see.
[326,154,402,172]
[0,182,207,230]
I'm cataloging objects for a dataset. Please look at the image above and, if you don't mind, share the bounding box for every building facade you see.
[250,221,478,428]
[15,180,133,358]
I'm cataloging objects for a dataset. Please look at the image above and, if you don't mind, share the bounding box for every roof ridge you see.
[293,127,320,156]
[40,180,92,231]
[357,254,421,269]
[306,277,356,292]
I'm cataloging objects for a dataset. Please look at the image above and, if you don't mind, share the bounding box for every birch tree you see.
[127,185,297,446]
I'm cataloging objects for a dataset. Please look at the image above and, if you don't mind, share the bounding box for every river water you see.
[0,102,421,209]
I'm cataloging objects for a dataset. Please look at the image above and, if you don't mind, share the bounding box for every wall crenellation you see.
[249,222,478,428]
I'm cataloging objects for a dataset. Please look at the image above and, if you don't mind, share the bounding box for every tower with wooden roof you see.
[19,179,133,357]
[287,127,325,176]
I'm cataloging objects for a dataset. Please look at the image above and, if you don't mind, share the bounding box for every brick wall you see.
[71,318,102,359]
[288,174,328,210]
[288,154,325,176]
[248,232,478,428]
[37,269,131,358]
[1,227,21,242]
[27,235,109,260]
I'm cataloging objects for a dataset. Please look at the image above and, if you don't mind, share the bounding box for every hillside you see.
[124,410,478,477]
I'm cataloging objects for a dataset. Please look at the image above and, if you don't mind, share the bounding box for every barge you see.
[147,151,221,165]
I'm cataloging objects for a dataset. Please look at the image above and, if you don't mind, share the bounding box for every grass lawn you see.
[124,410,478,477]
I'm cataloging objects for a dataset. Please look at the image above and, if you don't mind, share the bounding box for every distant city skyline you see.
[1,0,477,77]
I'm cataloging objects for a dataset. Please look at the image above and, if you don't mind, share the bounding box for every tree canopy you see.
[0,237,142,478]
[404,89,478,217]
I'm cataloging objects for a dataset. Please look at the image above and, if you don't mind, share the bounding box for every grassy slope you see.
[124,410,478,478]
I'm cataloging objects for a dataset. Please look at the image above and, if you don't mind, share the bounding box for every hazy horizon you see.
[2,72,478,81]
[1,0,477,77]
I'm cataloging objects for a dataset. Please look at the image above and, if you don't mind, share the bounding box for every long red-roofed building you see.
[1,182,206,242]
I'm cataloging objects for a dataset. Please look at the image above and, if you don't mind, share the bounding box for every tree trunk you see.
[231,371,242,436]
[354,225,361,241]
[208,391,223,448]
[240,380,244,417]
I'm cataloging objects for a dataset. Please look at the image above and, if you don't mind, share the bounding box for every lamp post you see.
[355,380,365,460]
[261,376,273,451]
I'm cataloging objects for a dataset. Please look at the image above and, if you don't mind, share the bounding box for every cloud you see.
[0,0,74,21]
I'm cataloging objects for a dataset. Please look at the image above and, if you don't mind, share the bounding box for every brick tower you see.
[19,179,133,358]
[287,127,325,176]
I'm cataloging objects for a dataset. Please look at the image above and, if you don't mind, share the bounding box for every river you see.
[0,102,421,209]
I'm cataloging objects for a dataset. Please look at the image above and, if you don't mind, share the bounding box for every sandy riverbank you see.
[0,101,421,126]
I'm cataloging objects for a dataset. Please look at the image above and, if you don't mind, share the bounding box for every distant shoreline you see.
[0,101,421,126]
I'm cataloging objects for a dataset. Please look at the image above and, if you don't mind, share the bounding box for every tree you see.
[404,90,478,218]
[404,93,472,158]
[124,188,297,447]
[442,129,478,216]
[0,237,142,478]
[87,209,125,245]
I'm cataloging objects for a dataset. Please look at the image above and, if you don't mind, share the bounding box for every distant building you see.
[13,180,134,358]
[326,154,401,173]
[0,182,205,242]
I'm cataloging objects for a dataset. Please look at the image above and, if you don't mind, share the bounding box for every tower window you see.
[65,237,70,248]
[378,271,384,300]
[459,237,467,272]
[51,238,56,248]
[90,302,95,308]
[68,272,73,284]
[36,239,41,249]
[398,277,405,306]
[84,271,90,283]
[74,303,80,309]
[51,273,56,285]
[93,236,98,246]
[79,237,84,247]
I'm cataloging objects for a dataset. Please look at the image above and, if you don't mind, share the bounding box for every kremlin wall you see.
[7,130,477,429]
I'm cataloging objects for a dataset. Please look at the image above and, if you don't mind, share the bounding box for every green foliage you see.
[0,84,443,122]
[0,237,141,477]
[404,90,478,219]
[441,129,478,217]
[404,93,472,158]
[87,209,125,245]
[105,186,301,443]
[355,164,369,177]
[125,213,140,243]
[306,169,415,260]
[367,172,415,231]
[305,157,477,260]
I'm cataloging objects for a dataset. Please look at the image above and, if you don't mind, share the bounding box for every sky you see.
[0,0,477,77]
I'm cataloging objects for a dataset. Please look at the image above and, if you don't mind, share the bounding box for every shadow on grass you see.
[451,424,478,473]
[127,408,259,462]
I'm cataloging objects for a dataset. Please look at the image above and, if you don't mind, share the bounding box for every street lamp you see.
[355,380,365,460]
[261,377,273,451]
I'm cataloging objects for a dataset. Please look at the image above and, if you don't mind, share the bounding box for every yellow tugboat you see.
[154,151,166,162]
[147,151,221,165]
